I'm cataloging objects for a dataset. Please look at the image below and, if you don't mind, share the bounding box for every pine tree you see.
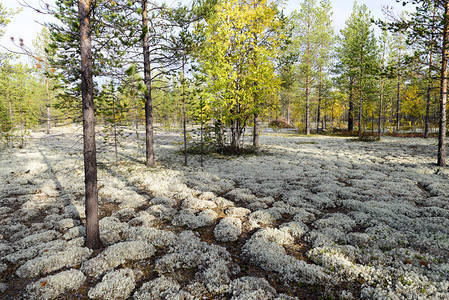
[315,0,334,132]
[79,0,101,250]
[291,0,319,135]
[386,0,448,165]
[336,1,378,136]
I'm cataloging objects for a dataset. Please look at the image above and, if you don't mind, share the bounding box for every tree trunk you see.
[135,104,138,130]
[331,107,334,131]
[79,0,101,250]
[142,0,155,167]
[378,79,384,138]
[317,73,322,133]
[348,78,354,131]
[305,74,310,135]
[396,48,401,132]
[359,47,363,139]
[231,122,241,150]
[46,76,50,134]
[113,96,118,162]
[200,116,204,167]
[182,54,187,166]
[253,113,259,147]
[282,101,286,119]
[425,8,436,138]
[438,0,449,166]
[425,77,432,138]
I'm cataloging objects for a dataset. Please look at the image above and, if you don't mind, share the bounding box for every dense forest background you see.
[0,0,445,146]
[1,0,447,150]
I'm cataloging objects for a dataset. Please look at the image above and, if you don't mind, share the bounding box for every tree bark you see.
[425,69,433,138]
[438,1,449,166]
[79,0,101,250]
[305,74,310,135]
[425,6,436,139]
[348,78,354,131]
[135,104,138,130]
[396,48,401,132]
[305,17,311,136]
[142,0,155,167]
[359,46,363,139]
[317,71,322,133]
[378,38,387,139]
[46,76,50,134]
[378,79,384,138]
[182,54,187,166]
[253,113,259,147]
[113,94,118,162]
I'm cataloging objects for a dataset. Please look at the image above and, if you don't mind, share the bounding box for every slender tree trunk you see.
[317,72,322,133]
[425,77,433,138]
[425,9,435,138]
[331,107,334,131]
[79,0,101,250]
[379,45,385,139]
[378,79,384,138]
[359,47,363,138]
[182,55,187,166]
[305,19,311,136]
[231,120,236,149]
[113,96,118,162]
[142,0,155,167]
[20,112,24,148]
[135,104,138,130]
[396,49,401,132]
[46,76,50,134]
[236,118,241,149]
[305,74,310,135]
[348,78,354,131]
[358,90,362,138]
[253,113,259,147]
[438,0,449,166]
[282,101,286,119]
[200,117,204,167]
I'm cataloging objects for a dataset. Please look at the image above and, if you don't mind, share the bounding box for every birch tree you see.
[195,0,283,151]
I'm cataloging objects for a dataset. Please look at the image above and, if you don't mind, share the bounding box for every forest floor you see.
[0,124,448,299]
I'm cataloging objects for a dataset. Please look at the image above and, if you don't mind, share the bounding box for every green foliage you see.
[0,98,12,147]
[334,1,379,134]
[96,81,130,160]
[288,0,334,133]
[195,0,284,150]
[0,61,53,147]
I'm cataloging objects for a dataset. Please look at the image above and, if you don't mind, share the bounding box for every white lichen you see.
[214,217,242,242]
[81,240,155,278]
[26,269,86,300]
[16,246,93,278]
[134,275,181,300]
[88,268,135,299]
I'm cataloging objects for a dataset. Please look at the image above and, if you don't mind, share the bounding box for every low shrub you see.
[269,118,294,130]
